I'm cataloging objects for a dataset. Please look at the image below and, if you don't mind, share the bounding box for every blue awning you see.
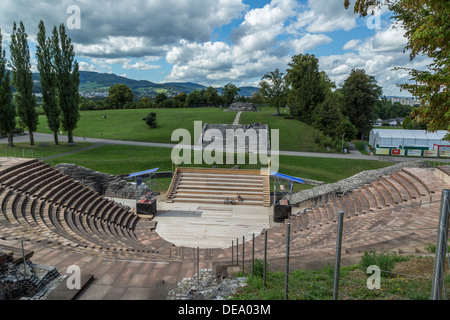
[271,171,304,184]
[128,168,159,178]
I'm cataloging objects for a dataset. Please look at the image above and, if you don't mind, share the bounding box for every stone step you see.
[46,274,94,300]
[171,197,264,206]
[178,177,263,186]
[174,189,264,196]
[176,184,264,192]
[180,172,264,179]
[0,244,34,265]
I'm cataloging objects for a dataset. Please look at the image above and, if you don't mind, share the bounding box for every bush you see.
[143,112,157,128]
[313,131,347,152]
[359,250,411,277]
[252,259,269,278]
[35,106,45,116]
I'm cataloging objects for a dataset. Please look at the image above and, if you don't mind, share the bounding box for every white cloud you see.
[290,33,332,53]
[0,0,247,58]
[233,0,298,53]
[292,0,357,33]
[319,22,432,96]
[0,0,430,97]
[343,39,361,51]
[78,61,99,72]
[165,0,325,85]
[85,56,162,73]
[122,60,162,71]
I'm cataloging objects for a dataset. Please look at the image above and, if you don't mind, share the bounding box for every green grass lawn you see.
[239,107,327,152]
[35,107,328,153]
[0,142,95,159]
[232,254,446,300]
[44,144,392,188]
[353,140,369,155]
[37,108,238,144]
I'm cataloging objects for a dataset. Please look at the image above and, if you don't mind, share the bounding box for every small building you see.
[369,129,449,151]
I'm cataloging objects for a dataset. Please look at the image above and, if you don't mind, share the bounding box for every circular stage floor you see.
[109,198,273,249]
[128,200,273,248]
[154,202,273,248]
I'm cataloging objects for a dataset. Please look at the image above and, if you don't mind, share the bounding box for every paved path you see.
[2,132,449,163]
[232,111,242,125]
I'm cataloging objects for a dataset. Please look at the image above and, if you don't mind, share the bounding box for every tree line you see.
[258,53,382,151]
[0,21,80,147]
[79,82,248,111]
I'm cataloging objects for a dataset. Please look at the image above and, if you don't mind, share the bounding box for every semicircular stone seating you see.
[0,158,172,260]
[1,158,450,269]
[246,165,450,266]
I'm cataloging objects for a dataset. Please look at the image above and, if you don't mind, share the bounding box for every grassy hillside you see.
[36,107,330,153]
[239,107,326,152]
[37,108,238,144]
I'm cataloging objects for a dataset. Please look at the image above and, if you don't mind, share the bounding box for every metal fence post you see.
[333,211,345,300]
[21,240,27,277]
[263,229,267,288]
[285,222,291,300]
[236,238,239,266]
[242,236,245,273]
[197,247,200,285]
[431,190,450,300]
[252,233,255,278]
[232,240,234,265]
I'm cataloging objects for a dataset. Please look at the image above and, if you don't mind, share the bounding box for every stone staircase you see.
[166,167,271,207]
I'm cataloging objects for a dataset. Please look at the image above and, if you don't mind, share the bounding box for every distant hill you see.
[27,70,259,98]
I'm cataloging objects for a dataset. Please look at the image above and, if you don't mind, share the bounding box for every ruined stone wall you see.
[0,261,63,300]
[287,161,433,210]
[226,102,257,112]
[54,163,149,200]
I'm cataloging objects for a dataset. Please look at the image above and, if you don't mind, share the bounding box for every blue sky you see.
[0,0,430,96]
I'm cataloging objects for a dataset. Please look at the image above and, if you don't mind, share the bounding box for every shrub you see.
[143,112,157,128]
[424,243,436,253]
[359,250,411,277]
[252,259,269,278]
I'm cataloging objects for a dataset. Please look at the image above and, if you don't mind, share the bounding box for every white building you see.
[369,129,449,150]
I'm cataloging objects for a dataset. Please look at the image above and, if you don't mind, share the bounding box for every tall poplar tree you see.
[52,23,80,144]
[36,20,60,145]
[0,28,16,147]
[9,21,38,145]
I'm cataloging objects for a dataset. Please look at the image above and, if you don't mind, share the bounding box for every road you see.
[1,132,449,163]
